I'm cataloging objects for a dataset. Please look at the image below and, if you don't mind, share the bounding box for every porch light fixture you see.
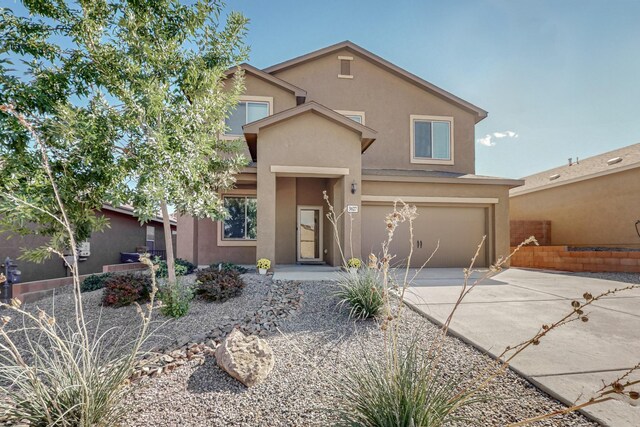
[351,181,357,194]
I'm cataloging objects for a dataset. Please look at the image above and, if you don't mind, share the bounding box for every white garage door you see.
[361,205,488,268]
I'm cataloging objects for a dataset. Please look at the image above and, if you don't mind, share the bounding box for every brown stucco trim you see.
[243,101,377,161]
[510,162,640,197]
[362,173,523,188]
[225,63,307,102]
[263,41,488,122]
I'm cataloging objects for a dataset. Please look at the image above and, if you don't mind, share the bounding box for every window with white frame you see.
[223,196,257,240]
[335,110,365,125]
[145,226,155,250]
[410,115,453,163]
[224,98,271,136]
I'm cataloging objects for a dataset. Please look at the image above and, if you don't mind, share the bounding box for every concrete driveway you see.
[402,268,640,426]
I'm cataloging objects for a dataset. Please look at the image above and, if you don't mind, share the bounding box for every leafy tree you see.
[84,0,250,284]
[1,1,250,284]
[0,5,127,262]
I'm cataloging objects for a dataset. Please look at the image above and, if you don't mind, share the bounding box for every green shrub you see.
[154,257,188,278]
[336,342,475,427]
[335,268,384,319]
[175,258,196,274]
[81,273,114,293]
[209,261,248,274]
[158,279,193,318]
[102,273,152,307]
[195,268,245,301]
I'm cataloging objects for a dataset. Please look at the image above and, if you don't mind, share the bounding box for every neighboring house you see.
[178,41,522,269]
[510,143,640,249]
[0,205,177,282]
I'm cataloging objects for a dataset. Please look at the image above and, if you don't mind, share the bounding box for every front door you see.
[297,206,323,263]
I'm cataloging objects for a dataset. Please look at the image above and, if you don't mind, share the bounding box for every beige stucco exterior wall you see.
[242,73,297,113]
[510,169,640,248]
[256,111,363,266]
[271,49,477,174]
[275,177,296,264]
[362,180,512,263]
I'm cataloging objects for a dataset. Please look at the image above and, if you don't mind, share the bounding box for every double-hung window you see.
[224,98,271,136]
[223,196,257,240]
[410,115,454,164]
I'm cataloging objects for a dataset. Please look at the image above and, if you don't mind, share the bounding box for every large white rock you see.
[215,329,274,387]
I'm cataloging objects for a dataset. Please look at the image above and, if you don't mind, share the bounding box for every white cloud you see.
[477,135,496,146]
[476,130,519,147]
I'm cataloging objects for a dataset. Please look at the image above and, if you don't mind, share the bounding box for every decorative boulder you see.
[215,329,274,387]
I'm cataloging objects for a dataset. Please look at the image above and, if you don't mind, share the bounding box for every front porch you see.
[257,171,361,268]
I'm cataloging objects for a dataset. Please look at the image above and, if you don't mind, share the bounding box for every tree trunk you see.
[160,201,177,285]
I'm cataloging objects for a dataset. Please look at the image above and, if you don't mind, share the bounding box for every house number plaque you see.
[347,205,359,213]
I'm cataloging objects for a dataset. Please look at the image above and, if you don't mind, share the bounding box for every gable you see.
[264,41,487,122]
[243,101,376,162]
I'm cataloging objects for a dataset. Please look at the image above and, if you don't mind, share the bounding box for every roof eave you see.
[225,63,307,100]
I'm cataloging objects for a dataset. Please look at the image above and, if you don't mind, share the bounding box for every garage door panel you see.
[361,205,487,268]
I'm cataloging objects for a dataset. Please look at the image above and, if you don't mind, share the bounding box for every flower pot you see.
[259,268,267,275]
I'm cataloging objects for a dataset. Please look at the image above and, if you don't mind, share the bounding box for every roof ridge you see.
[262,41,488,122]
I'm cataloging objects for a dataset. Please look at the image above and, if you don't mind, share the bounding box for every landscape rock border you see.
[131,278,302,381]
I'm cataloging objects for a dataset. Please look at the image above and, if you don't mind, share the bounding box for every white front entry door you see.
[297,206,323,262]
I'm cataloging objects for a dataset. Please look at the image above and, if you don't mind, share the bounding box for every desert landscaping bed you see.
[6,273,601,426]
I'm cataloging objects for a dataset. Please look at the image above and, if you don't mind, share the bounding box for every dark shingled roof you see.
[511,143,640,195]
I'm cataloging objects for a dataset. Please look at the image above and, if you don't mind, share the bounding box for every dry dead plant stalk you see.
[0,105,158,426]
[326,195,640,426]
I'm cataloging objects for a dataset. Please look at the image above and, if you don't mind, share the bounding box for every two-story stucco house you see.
[177,41,523,269]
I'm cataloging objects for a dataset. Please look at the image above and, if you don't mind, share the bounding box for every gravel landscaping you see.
[3,270,607,426]
[115,276,598,427]
[569,271,640,285]
[9,273,272,354]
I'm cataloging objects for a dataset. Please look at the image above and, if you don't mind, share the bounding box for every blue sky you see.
[226,0,640,179]
[6,0,640,179]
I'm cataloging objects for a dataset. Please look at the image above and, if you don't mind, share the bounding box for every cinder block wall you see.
[510,246,640,273]
[510,220,551,246]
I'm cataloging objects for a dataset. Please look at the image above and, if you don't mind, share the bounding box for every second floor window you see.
[411,115,453,163]
[225,101,270,136]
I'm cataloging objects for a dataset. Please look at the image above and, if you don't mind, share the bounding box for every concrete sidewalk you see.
[272,265,343,281]
[404,268,640,426]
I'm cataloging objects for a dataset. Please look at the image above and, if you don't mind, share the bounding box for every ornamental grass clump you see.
[335,268,384,319]
[0,106,157,426]
[336,341,477,427]
[323,191,640,426]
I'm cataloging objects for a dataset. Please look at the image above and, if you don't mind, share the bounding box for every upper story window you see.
[338,55,354,79]
[410,115,454,165]
[335,110,365,125]
[224,96,273,136]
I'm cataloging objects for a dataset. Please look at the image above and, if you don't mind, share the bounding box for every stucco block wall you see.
[510,220,551,246]
[510,169,640,249]
[511,246,640,273]
[271,48,478,174]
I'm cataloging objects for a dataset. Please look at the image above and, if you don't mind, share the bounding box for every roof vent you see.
[549,174,560,181]
[607,156,623,165]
